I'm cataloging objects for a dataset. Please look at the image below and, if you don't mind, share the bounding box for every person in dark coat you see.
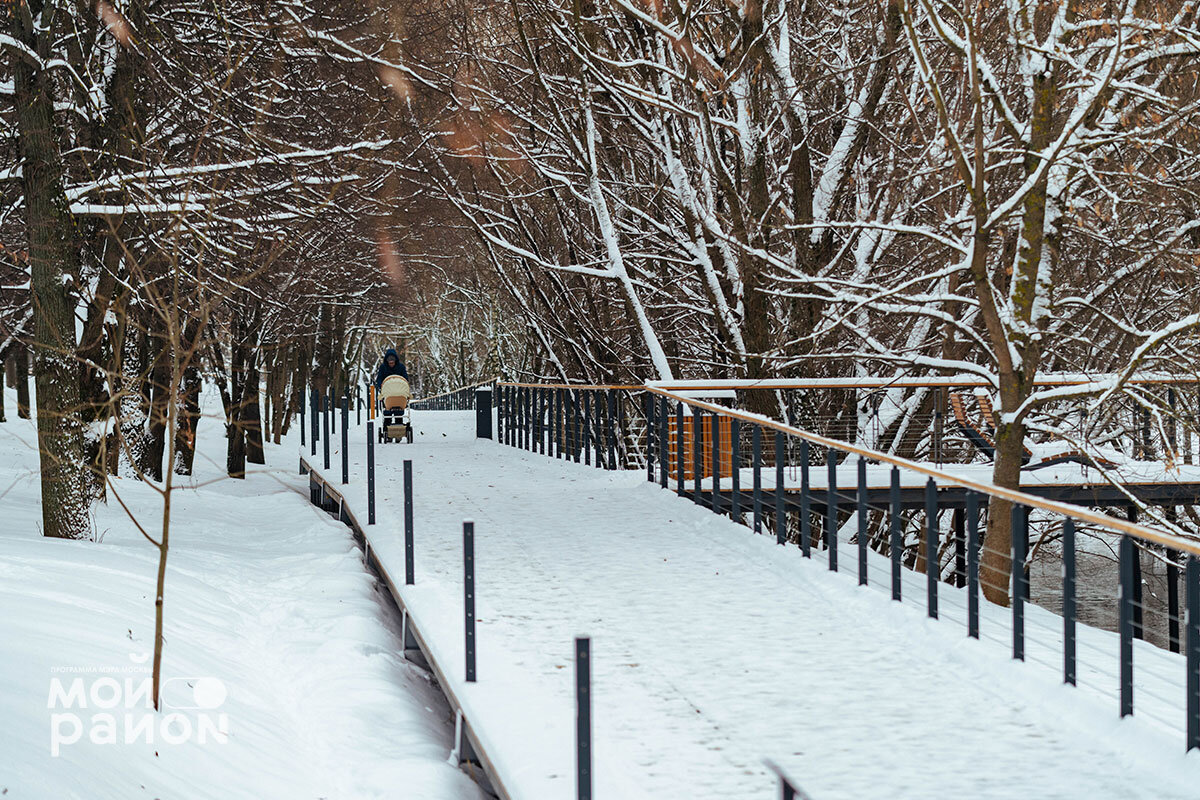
[374,348,409,389]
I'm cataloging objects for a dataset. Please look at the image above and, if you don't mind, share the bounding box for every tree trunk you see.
[173,363,201,476]
[12,3,93,537]
[14,343,31,419]
[227,329,247,479]
[143,329,171,482]
[243,346,265,465]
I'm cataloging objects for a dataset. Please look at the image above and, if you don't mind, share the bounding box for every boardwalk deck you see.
[326,410,1200,799]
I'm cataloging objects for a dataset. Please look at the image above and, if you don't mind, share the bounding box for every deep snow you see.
[0,385,486,800]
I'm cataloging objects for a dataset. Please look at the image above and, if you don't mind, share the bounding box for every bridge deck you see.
[331,411,1198,799]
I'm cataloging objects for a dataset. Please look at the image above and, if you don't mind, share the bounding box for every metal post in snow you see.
[967,491,979,639]
[774,432,786,546]
[692,405,702,505]
[1119,534,1134,716]
[1013,503,1027,661]
[711,411,721,514]
[464,521,476,683]
[857,457,867,586]
[675,402,685,496]
[827,448,838,571]
[367,388,376,526]
[799,440,811,557]
[583,391,592,466]
[752,426,763,534]
[890,467,902,601]
[575,636,592,800]
[1169,549,1182,653]
[659,395,668,489]
[310,388,318,456]
[1187,556,1199,750]
[730,418,741,521]
[645,393,655,482]
[322,394,331,471]
[607,390,616,470]
[341,396,349,484]
[1063,517,1076,685]
[404,460,414,585]
[300,384,306,447]
[925,478,938,619]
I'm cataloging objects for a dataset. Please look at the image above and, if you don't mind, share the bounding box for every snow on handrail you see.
[646,386,1200,557]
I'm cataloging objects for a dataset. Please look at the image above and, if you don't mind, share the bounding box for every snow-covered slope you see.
[0,386,485,800]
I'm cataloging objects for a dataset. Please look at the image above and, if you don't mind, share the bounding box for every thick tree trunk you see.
[12,4,93,537]
[243,348,265,465]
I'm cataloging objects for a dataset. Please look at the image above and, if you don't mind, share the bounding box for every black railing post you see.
[774,432,786,545]
[367,408,376,525]
[583,391,592,466]
[658,396,668,489]
[826,448,838,571]
[300,384,306,447]
[576,636,592,800]
[404,460,415,585]
[692,405,702,505]
[322,394,331,471]
[799,439,811,557]
[967,491,979,638]
[310,388,318,456]
[476,387,493,440]
[857,456,867,586]
[752,426,763,534]
[730,419,740,520]
[1119,534,1134,716]
[1013,503,1026,661]
[607,390,617,470]
[1170,549,1181,654]
[1063,517,1076,685]
[341,396,349,484]
[925,478,938,619]
[1187,556,1199,750]
[952,509,966,587]
[711,412,721,513]
[890,467,901,601]
[573,391,582,464]
[356,387,361,427]
[464,521,476,683]
[675,402,685,496]
[645,393,655,482]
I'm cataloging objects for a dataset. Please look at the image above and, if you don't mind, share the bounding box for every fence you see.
[495,380,1200,753]
[411,378,497,411]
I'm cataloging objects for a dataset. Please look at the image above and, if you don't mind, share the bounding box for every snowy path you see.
[0,389,486,800]
[334,410,1200,799]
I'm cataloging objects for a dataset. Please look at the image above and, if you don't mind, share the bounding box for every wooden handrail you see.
[645,386,1200,557]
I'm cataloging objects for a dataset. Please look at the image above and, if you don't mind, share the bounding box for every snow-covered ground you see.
[0,385,486,800]
[327,408,1200,799]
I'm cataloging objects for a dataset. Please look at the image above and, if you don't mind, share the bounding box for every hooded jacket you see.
[374,348,409,388]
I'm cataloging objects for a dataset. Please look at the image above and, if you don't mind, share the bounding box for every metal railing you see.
[495,380,1200,752]
[411,378,497,411]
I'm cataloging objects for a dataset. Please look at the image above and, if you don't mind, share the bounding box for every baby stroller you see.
[378,375,414,443]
